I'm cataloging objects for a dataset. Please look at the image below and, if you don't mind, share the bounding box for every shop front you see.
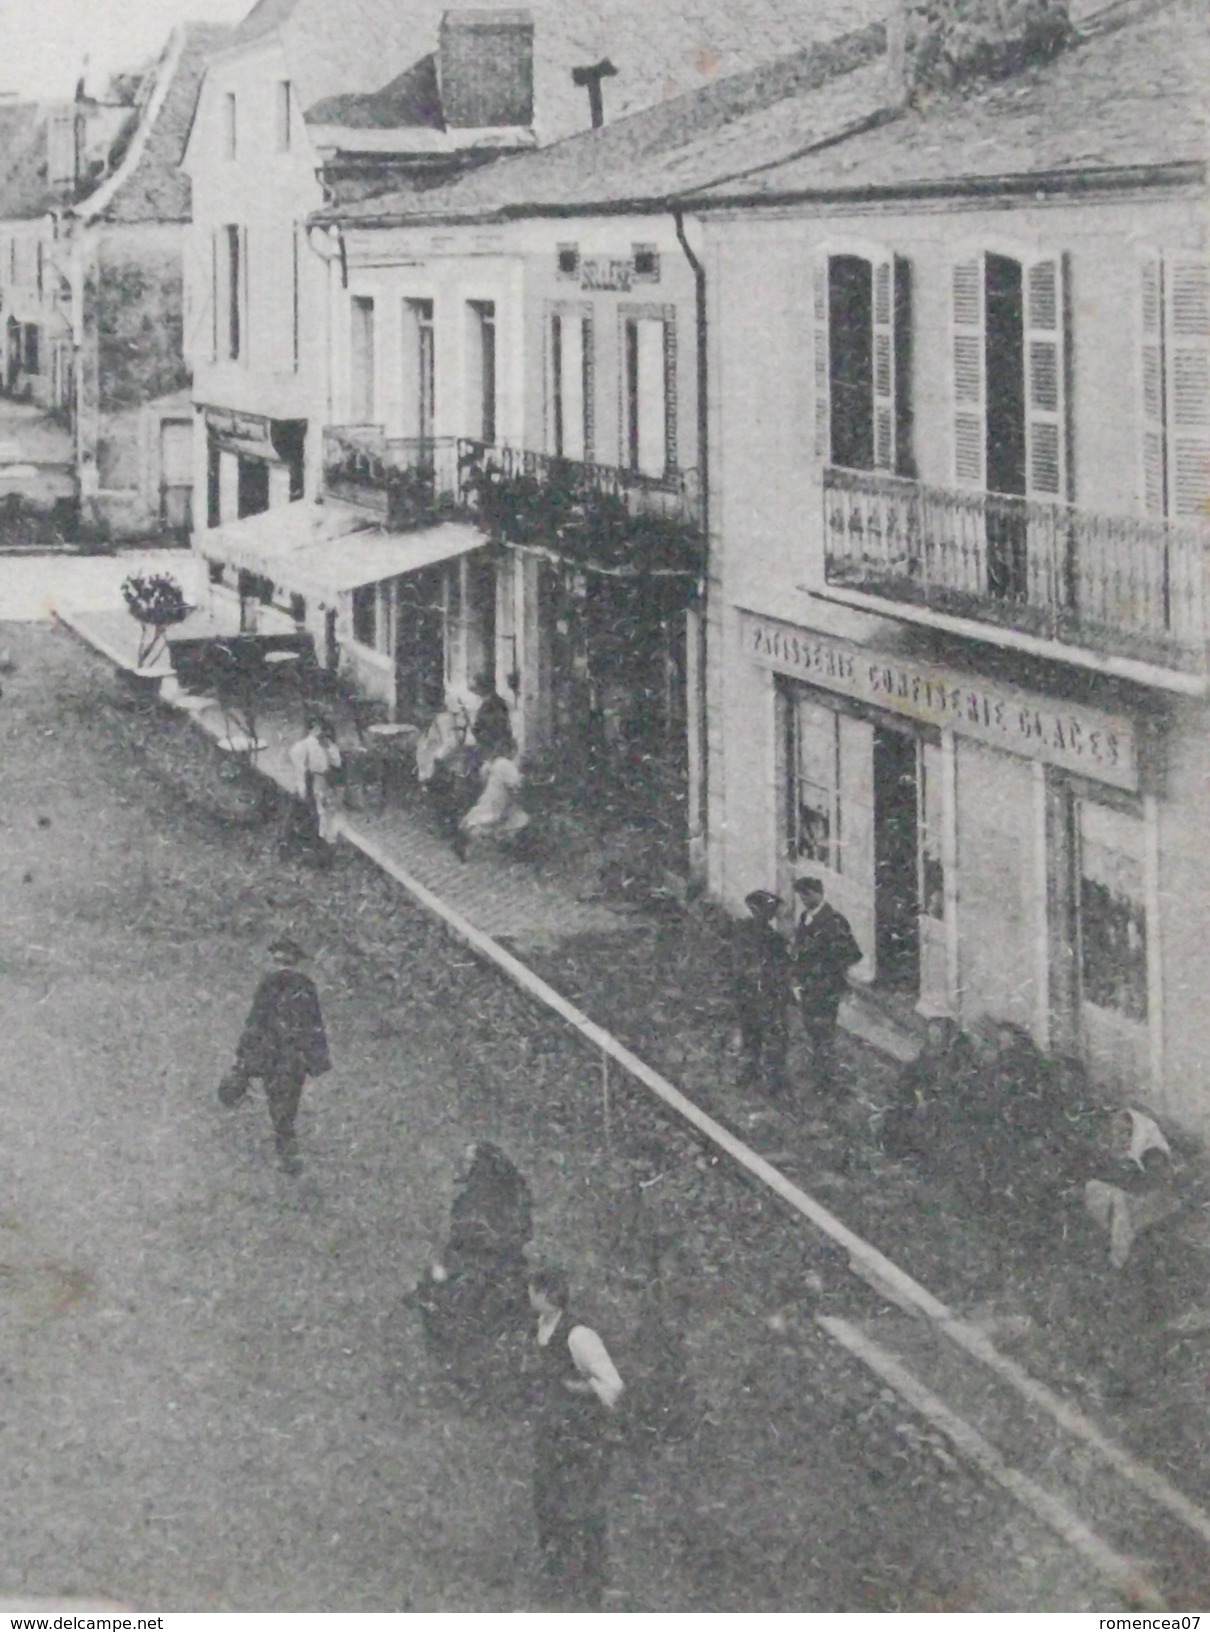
[740,612,1156,1093]
[203,407,307,528]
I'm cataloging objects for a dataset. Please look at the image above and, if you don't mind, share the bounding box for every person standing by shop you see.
[526,1266,625,1610]
[469,670,514,762]
[789,876,863,1092]
[288,714,343,864]
[219,937,331,1175]
[732,890,791,1097]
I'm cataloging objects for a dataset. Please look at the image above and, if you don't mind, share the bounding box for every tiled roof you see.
[328,21,890,218]
[215,0,886,145]
[692,0,1207,201]
[0,103,71,221]
[96,23,233,223]
[307,54,444,131]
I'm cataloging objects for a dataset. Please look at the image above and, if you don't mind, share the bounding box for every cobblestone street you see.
[0,621,1130,1610]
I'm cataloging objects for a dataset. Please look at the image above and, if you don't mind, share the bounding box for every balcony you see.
[822,467,1210,684]
[459,440,705,577]
[322,428,465,531]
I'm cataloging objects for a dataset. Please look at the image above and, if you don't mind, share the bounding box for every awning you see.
[198,502,487,600]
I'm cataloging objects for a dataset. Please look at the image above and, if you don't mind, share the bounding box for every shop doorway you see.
[395,565,446,719]
[873,724,920,992]
[237,456,269,519]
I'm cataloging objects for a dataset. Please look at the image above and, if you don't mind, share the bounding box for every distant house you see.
[0,23,231,536]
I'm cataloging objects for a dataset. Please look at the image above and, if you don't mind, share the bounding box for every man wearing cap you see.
[789,876,863,1091]
[732,890,791,1097]
[220,938,331,1174]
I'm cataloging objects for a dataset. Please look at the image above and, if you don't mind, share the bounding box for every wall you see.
[701,185,1210,1116]
[183,40,326,507]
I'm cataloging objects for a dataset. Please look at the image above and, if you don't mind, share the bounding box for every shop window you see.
[813,250,911,475]
[1078,801,1147,1024]
[548,306,593,461]
[622,308,676,478]
[786,694,839,870]
[352,585,377,649]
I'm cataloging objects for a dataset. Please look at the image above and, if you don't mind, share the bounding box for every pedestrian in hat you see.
[731,890,791,1097]
[789,876,862,1092]
[220,937,331,1174]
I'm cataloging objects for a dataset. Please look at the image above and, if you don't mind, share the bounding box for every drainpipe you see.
[674,206,709,884]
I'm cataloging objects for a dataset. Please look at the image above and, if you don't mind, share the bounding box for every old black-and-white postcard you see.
[0,0,1206,1615]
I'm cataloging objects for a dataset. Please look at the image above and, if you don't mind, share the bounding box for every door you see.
[395,565,446,719]
[237,456,269,519]
[873,725,920,992]
[160,418,193,529]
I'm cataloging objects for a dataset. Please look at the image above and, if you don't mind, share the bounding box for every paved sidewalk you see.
[62,605,631,956]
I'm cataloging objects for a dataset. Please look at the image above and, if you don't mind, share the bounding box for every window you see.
[949,250,1067,500]
[467,300,496,445]
[918,740,945,921]
[35,240,43,298]
[557,244,580,279]
[223,92,237,160]
[548,307,593,461]
[218,225,243,360]
[47,109,75,185]
[786,694,840,871]
[23,324,39,373]
[1141,256,1210,520]
[350,296,375,422]
[1078,800,1147,1024]
[813,250,911,474]
[632,244,660,282]
[352,585,377,649]
[276,81,292,152]
[622,308,675,478]
[402,298,435,440]
[291,224,300,371]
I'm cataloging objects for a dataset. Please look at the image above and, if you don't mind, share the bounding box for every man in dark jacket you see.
[220,937,331,1174]
[732,890,791,1097]
[789,876,862,1092]
[470,670,515,762]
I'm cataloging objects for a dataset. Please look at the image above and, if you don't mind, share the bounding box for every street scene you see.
[1,0,1208,1613]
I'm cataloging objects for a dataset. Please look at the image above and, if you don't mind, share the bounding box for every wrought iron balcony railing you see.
[458,440,704,575]
[823,467,1209,675]
[322,428,464,530]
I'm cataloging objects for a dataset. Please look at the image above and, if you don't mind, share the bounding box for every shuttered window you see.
[815,250,909,475]
[548,305,593,461]
[951,258,986,486]
[1139,255,1210,521]
[1167,258,1210,519]
[951,250,1069,500]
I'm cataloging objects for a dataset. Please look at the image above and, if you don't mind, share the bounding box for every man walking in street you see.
[731,889,791,1098]
[220,937,331,1174]
[527,1265,625,1609]
[789,875,863,1093]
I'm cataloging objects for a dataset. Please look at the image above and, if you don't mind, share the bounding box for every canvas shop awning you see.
[198,502,487,603]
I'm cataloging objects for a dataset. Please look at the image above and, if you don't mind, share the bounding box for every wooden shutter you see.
[209,229,219,362]
[952,256,985,487]
[872,256,897,473]
[561,311,586,461]
[240,225,250,366]
[1024,255,1068,500]
[813,256,831,462]
[1140,257,1167,516]
[1165,257,1210,519]
[581,313,595,461]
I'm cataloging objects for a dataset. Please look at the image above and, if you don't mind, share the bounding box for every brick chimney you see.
[439,9,535,130]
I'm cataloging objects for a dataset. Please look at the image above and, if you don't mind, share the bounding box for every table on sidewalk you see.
[346,722,421,809]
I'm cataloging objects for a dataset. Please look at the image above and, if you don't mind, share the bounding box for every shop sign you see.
[746,615,1139,791]
[205,407,271,444]
[580,256,633,292]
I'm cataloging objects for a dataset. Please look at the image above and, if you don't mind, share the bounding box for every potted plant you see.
[121,570,191,670]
